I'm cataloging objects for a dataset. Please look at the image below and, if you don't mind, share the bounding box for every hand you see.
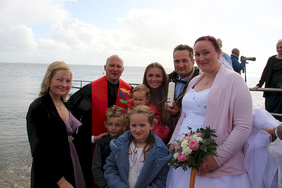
[165,102,180,116]
[264,128,277,142]
[95,132,108,142]
[168,144,175,151]
[199,155,218,175]
[57,177,73,188]
[253,85,260,91]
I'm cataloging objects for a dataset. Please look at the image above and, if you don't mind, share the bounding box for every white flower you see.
[173,152,179,159]
[191,134,198,140]
[181,140,189,149]
[196,137,203,143]
[182,147,192,155]
[191,134,203,143]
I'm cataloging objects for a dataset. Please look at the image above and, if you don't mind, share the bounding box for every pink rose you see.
[187,133,192,137]
[175,144,181,150]
[189,140,199,151]
[177,152,187,161]
[196,133,201,136]
[182,136,188,141]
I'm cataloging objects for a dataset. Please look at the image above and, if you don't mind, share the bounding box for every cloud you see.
[0,0,70,26]
[118,8,198,48]
[0,25,37,51]
[0,0,281,72]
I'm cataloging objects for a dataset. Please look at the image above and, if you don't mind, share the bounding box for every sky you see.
[0,0,281,73]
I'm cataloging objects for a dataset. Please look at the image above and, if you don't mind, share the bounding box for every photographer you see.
[231,48,246,74]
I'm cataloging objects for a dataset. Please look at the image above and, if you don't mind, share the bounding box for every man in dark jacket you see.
[166,44,202,134]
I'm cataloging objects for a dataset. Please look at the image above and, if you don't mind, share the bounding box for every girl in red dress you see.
[125,84,170,143]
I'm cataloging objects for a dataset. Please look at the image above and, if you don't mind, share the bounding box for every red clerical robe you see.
[91,76,131,139]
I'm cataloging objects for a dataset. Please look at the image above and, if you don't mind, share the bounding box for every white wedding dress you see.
[166,89,251,188]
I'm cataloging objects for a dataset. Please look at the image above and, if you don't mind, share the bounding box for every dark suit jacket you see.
[168,67,202,132]
[26,93,75,188]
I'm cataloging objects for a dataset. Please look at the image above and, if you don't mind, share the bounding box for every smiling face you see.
[173,50,194,79]
[129,113,153,144]
[105,117,125,139]
[145,67,163,89]
[194,40,221,73]
[49,70,71,98]
[104,55,124,84]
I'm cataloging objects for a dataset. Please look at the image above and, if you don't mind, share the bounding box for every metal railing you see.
[72,80,91,89]
[71,80,281,118]
[72,80,139,89]
[249,88,282,93]
[249,87,282,118]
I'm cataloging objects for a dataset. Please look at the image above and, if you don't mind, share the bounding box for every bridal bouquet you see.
[169,126,217,171]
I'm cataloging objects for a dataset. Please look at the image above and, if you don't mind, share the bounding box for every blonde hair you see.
[105,105,128,124]
[217,38,222,48]
[277,39,282,45]
[132,84,151,99]
[39,61,72,101]
[128,105,155,160]
[128,105,155,125]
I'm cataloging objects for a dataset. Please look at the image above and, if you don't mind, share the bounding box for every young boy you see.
[92,105,127,188]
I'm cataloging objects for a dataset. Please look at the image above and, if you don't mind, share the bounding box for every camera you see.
[242,56,256,61]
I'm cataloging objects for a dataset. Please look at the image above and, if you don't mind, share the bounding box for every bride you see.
[166,36,253,188]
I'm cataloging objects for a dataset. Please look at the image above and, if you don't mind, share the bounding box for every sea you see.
[0,62,265,188]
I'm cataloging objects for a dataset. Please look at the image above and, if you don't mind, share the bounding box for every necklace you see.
[55,102,63,111]
[204,76,213,86]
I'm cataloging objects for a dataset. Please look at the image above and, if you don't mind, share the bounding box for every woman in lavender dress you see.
[26,61,85,188]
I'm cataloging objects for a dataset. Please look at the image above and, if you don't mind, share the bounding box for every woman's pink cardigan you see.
[169,65,253,177]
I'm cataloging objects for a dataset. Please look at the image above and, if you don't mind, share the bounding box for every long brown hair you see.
[142,62,169,123]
